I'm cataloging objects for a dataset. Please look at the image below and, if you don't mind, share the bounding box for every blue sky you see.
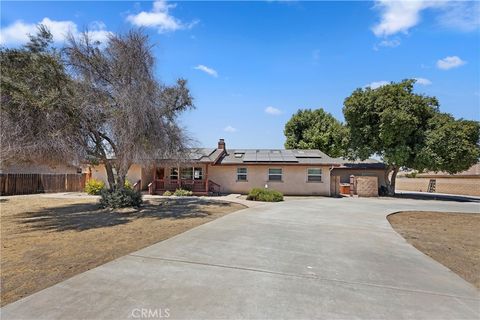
[1,1,479,149]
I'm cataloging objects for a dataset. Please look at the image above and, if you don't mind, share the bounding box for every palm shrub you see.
[84,179,105,195]
[247,188,283,202]
[100,188,143,208]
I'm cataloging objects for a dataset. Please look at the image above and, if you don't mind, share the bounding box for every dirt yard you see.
[388,211,480,288]
[0,195,245,306]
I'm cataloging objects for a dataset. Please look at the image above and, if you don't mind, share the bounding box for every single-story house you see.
[89,139,386,196]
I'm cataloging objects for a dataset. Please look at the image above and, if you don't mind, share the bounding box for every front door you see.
[156,168,165,180]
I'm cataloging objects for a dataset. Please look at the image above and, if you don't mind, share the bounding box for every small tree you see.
[343,79,479,195]
[284,108,348,157]
[66,30,194,189]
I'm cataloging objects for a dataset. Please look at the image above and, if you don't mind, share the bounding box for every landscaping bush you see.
[173,188,193,196]
[100,188,143,208]
[124,180,133,190]
[84,179,105,195]
[246,188,283,202]
[163,190,173,196]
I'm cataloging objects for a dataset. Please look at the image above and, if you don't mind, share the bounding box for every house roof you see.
[184,148,221,163]
[217,149,339,165]
[333,158,386,170]
[159,141,384,168]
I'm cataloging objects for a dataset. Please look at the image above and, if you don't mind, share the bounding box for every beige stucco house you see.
[89,139,343,196]
[89,139,386,196]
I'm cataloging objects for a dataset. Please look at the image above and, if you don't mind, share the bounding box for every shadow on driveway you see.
[394,191,480,203]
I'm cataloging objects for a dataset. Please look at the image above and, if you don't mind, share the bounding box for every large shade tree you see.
[66,30,194,188]
[284,108,348,157]
[1,26,194,191]
[1,26,84,167]
[343,79,479,195]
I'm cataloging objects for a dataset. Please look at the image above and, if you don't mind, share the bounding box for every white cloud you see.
[0,17,111,46]
[372,1,479,37]
[365,81,389,89]
[374,38,401,50]
[265,106,283,115]
[126,0,197,33]
[224,125,237,133]
[85,21,112,43]
[437,1,480,32]
[414,77,432,85]
[372,0,434,37]
[194,64,218,77]
[436,56,466,70]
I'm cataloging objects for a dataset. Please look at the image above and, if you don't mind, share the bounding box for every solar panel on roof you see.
[269,154,284,162]
[256,154,270,161]
[243,151,257,161]
[283,154,299,162]
[295,155,323,158]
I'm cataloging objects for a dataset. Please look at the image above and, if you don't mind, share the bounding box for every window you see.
[194,167,203,180]
[237,167,247,181]
[170,168,178,180]
[307,168,322,182]
[181,167,193,180]
[268,168,282,181]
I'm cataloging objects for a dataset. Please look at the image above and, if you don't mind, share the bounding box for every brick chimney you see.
[218,138,226,150]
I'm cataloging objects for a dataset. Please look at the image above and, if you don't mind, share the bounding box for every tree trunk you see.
[390,167,399,195]
[104,161,116,190]
[115,163,132,190]
[384,165,399,196]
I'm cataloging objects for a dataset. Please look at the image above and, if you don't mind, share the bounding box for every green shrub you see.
[100,188,143,208]
[246,188,283,202]
[124,180,133,190]
[85,179,105,195]
[173,188,193,196]
[163,190,173,196]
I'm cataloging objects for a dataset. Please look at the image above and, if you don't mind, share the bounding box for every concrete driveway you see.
[2,197,479,319]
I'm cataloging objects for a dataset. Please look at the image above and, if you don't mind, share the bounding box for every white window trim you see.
[307,168,323,183]
[237,167,248,182]
[194,167,203,180]
[170,168,179,180]
[268,168,283,182]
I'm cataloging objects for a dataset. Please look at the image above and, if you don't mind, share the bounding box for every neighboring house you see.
[90,139,386,196]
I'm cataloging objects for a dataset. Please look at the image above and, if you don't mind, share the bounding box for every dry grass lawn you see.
[0,195,245,306]
[388,211,480,288]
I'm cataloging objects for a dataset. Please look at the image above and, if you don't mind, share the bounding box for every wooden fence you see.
[0,173,87,196]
